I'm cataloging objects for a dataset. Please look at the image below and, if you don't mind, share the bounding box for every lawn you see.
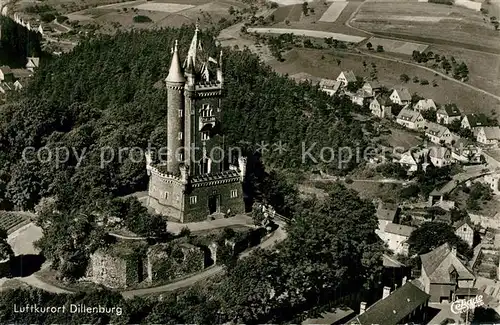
[270,48,500,116]
[378,124,422,150]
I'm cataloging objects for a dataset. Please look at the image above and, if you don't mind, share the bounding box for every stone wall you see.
[183,181,245,222]
[147,242,205,284]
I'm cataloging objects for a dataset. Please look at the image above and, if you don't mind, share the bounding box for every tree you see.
[407,222,472,258]
[400,74,410,83]
[422,109,437,122]
[366,42,373,50]
[302,1,309,15]
[376,45,384,52]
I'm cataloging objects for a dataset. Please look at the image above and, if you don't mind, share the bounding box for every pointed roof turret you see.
[185,56,195,76]
[166,40,185,83]
[184,23,201,70]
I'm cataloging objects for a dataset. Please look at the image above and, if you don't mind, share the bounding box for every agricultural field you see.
[367,37,428,55]
[269,48,500,116]
[0,211,31,233]
[351,2,500,52]
[319,2,348,22]
[268,0,368,36]
[247,27,366,42]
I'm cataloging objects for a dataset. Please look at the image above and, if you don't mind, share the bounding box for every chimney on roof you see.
[402,276,407,285]
[451,246,457,256]
[382,286,391,299]
[359,302,366,315]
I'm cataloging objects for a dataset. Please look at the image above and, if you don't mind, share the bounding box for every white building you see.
[437,105,461,125]
[428,146,452,167]
[484,173,500,195]
[414,99,436,112]
[396,108,425,130]
[425,122,453,145]
[389,88,412,105]
[370,95,392,119]
[336,70,356,87]
[476,126,500,145]
[378,223,415,255]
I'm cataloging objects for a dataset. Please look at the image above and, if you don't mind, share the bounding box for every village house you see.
[348,281,430,325]
[0,66,14,83]
[476,126,500,146]
[396,108,425,130]
[349,88,373,106]
[461,113,489,131]
[437,105,461,125]
[362,81,382,96]
[414,99,436,112]
[419,243,475,303]
[376,202,400,233]
[425,122,453,145]
[0,82,13,94]
[13,80,23,91]
[26,57,40,72]
[428,146,452,167]
[378,223,415,255]
[397,148,429,172]
[336,70,356,87]
[389,88,412,105]
[484,173,500,195]
[370,95,392,119]
[454,220,474,247]
[451,139,482,164]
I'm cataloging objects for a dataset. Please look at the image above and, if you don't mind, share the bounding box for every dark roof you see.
[383,254,405,268]
[350,282,430,325]
[377,203,399,221]
[464,113,489,128]
[438,105,461,117]
[453,219,473,230]
[302,307,355,325]
[384,223,415,237]
[0,66,12,75]
[420,243,474,283]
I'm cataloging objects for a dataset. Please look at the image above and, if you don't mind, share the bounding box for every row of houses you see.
[0,58,39,97]
[10,12,52,36]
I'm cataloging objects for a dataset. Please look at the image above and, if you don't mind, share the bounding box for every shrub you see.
[376,45,384,52]
[344,177,354,184]
[133,15,152,23]
[40,13,56,23]
[56,15,68,23]
[420,79,429,85]
[413,76,419,83]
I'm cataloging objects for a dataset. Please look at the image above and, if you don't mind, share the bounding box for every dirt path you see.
[347,50,500,103]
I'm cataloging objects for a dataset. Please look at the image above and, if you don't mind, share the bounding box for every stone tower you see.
[146,27,246,223]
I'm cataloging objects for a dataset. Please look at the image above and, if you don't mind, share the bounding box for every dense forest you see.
[0,26,366,211]
[0,17,42,67]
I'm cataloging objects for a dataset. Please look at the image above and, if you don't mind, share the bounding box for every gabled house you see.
[26,57,40,72]
[454,220,474,247]
[348,281,430,325]
[13,80,23,91]
[437,105,461,125]
[336,70,356,87]
[349,88,373,106]
[419,243,475,303]
[428,146,452,168]
[376,202,400,233]
[451,139,481,164]
[397,148,429,172]
[370,95,392,119]
[378,223,415,255]
[425,122,453,145]
[476,126,500,145]
[461,113,489,130]
[0,82,13,94]
[414,99,436,112]
[0,66,14,82]
[362,81,381,96]
[389,88,411,105]
[396,108,425,130]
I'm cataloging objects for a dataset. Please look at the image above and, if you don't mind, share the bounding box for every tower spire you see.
[166,39,185,83]
[184,24,201,70]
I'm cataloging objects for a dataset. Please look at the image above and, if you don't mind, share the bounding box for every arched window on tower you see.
[200,156,211,174]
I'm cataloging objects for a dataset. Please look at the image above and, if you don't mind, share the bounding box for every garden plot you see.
[247,28,365,43]
[367,37,428,55]
[319,2,348,22]
[134,2,195,12]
